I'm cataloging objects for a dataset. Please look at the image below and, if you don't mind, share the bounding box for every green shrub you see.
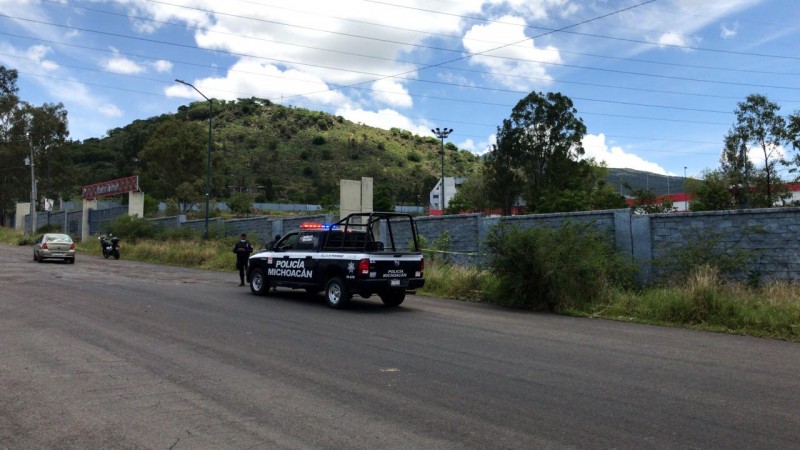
[656,227,763,282]
[157,226,203,241]
[106,215,158,243]
[312,135,326,145]
[483,222,634,312]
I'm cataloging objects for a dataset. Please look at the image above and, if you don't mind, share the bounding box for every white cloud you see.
[151,60,173,73]
[656,32,694,48]
[99,104,124,118]
[484,0,580,21]
[336,107,432,137]
[459,135,495,155]
[370,79,412,108]
[166,58,350,106]
[720,22,739,39]
[102,53,146,74]
[582,134,667,174]
[462,15,562,89]
[748,144,785,166]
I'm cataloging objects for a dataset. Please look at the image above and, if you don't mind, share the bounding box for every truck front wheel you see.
[379,289,406,307]
[325,277,351,309]
[250,268,269,296]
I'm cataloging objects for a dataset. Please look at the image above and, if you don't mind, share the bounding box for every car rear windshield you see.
[46,234,73,243]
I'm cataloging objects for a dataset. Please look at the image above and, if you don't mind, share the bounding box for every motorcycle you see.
[99,234,120,259]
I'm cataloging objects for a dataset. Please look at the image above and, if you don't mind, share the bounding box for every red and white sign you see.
[82,176,140,200]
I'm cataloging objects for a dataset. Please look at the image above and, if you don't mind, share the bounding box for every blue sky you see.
[1,0,799,179]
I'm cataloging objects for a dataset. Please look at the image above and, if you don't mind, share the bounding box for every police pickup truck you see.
[246,212,425,308]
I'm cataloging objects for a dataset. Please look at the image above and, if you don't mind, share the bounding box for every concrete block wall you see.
[412,210,620,266]
[224,216,272,243]
[649,207,800,282]
[70,203,800,284]
[413,214,483,265]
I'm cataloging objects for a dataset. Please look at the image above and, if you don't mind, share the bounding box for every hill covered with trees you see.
[70,97,484,212]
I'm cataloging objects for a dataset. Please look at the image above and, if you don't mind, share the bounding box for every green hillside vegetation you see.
[66,98,482,210]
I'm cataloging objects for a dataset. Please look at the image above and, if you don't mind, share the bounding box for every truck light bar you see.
[299,222,340,230]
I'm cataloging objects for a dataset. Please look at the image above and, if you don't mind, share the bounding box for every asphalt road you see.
[1,243,798,449]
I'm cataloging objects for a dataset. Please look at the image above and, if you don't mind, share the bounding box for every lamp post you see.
[24,140,36,236]
[431,127,453,213]
[175,79,212,239]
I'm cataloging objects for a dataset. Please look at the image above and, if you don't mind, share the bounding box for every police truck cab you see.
[246,212,425,308]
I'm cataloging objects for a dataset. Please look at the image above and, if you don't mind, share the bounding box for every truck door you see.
[272,231,318,286]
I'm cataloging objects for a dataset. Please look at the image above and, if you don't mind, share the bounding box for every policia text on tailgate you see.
[246,212,425,308]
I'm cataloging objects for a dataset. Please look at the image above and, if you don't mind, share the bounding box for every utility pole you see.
[431,127,453,213]
[175,79,213,239]
[26,140,36,236]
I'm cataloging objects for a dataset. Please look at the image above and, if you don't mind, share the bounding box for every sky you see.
[1,0,799,179]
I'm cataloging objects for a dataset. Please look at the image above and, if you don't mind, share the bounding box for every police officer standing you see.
[233,233,253,286]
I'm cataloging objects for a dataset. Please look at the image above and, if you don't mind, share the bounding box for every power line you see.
[4,9,800,98]
[362,0,800,61]
[6,30,799,105]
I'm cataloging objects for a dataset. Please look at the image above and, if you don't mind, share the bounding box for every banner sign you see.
[82,176,139,200]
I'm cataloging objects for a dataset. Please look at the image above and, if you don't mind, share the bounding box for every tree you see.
[484,139,523,215]
[731,94,786,206]
[627,185,674,214]
[373,185,395,212]
[486,91,591,214]
[23,102,70,204]
[138,119,207,212]
[227,191,253,216]
[689,170,735,212]
[0,77,70,225]
[0,66,20,139]
[445,171,491,214]
[720,128,753,208]
[785,111,800,180]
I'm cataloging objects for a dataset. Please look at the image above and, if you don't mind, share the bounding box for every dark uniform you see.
[232,233,254,286]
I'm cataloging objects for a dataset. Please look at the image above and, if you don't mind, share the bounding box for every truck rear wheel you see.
[379,289,406,307]
[325,277,351,309]
[250,268,269,296]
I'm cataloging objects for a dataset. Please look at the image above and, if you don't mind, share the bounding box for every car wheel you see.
[379,289,406,307]
[325,277,351,309]
[250,268,269,296]
[37,253,44,263]
[33,251,37,261]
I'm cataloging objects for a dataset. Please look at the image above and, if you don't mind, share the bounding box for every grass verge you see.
[3,227,797,341]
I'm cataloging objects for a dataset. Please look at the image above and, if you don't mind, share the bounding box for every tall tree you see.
[689,170,735,212]
[720,127,753,208]
[23,102,70,204]
[484,138,523,215]
[785,111,800,180]
[0,67,69,223]
[0,66,22,224]
[138,118,207,212]
[487,91,593,213]
[732,94,786,206]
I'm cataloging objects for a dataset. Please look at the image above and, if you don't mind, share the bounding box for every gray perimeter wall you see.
[56,205,800,284]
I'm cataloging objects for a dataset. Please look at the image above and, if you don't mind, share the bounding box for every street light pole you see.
[175,79,212,239]
[26,140,36,236]
[431,127,453,213]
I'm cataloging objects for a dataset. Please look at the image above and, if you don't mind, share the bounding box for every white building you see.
[429,177,464,212]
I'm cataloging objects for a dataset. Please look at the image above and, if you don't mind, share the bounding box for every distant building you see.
[429,177,464,215]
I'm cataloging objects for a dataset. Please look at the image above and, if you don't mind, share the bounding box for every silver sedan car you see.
[33,233,76,263]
